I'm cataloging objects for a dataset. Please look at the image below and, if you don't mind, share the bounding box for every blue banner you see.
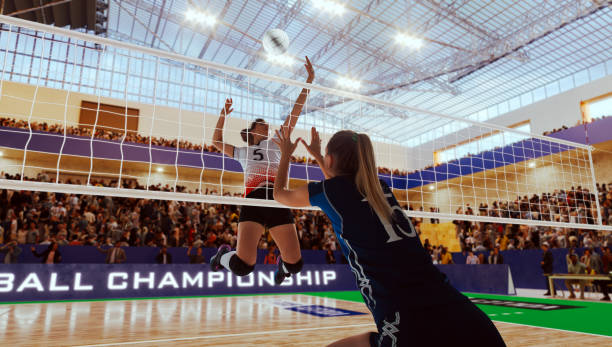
[0,264,514,302]
[0,264,357,302]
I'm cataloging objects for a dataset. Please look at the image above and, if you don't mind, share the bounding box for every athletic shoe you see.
[601,296,610,301]
[543,292,551,296]
[274,257,291,285]
[210,244,231,272]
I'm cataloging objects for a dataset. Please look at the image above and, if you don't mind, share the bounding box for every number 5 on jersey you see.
[252,149,264,161]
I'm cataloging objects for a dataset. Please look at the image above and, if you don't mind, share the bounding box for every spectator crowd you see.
[1,116,611,264]
[0,171,339,259]
[450,183,612,254]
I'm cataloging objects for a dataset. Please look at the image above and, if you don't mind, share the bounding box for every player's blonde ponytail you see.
[355,133,393,223]
[327,130,393,223]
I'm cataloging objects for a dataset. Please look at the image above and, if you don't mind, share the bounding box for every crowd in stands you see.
[542,125,570,136]
[451,183,612,253]
[2,116,612,262]
[0,116,407,176]
[542,115,610,136]
[1,170,611,261]
[0,171,339,255]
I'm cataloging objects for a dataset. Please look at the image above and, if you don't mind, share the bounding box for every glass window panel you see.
[589,63,605,80]
[559,75,574,92]
[574,69,589,86]
[545,81,559,97]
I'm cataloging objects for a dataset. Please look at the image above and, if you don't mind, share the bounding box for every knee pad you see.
[229,254,255,276]
[282,258,303,274]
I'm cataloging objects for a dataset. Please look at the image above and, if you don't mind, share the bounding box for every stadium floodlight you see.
[528,161,536,168]
[337,76,362,90]
[266,54,295,67]
[156,167,164,173]
[395,32,424,50]
[185,8,217,27]
[311,0,346,16]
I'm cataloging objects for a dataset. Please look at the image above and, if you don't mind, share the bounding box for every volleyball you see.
[262,28,290,55]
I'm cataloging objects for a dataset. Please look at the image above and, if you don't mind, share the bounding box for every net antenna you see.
[0,14,609,232]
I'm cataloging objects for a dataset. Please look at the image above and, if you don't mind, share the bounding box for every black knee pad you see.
[229,254,255,276]
[282,258,303,274]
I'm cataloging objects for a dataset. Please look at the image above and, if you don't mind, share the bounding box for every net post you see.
[587,146,603,227]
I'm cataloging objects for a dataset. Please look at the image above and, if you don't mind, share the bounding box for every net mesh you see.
[0,15,609,231]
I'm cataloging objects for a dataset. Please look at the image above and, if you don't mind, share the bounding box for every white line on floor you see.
[72,323,377,346]
[299,294,612,339]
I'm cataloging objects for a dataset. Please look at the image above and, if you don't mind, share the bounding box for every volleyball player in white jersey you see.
[210,57,314,284]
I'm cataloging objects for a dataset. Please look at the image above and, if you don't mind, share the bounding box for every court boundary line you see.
[299,294,612,338]
[72,323,377,346]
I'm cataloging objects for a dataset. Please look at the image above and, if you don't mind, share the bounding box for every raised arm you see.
[212,98,236,158]
[272,127,311,207]
[282,57,314,134]
[300,127,332,179]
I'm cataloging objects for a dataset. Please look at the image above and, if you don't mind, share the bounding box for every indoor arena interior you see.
[0,1,611,346]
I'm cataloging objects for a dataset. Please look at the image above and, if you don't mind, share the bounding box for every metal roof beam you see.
[197,0,233,59]
[446,0,610,82]
[267,0,458,107]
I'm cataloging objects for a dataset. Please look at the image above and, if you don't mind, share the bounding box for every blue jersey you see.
[308,176,466,318]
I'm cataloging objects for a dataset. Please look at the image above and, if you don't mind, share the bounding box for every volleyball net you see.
[0,15,609,231]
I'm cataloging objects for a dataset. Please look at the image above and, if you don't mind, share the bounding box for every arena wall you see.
[0,80,407,169]
[489,74,612,136]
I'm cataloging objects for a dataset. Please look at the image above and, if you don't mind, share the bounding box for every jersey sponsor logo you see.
[285,304,367,317]
[469,297,584,310]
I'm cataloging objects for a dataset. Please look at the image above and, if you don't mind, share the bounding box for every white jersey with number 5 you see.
[234,138,281,196]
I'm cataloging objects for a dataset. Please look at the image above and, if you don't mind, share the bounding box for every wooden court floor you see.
[0,295,610,346]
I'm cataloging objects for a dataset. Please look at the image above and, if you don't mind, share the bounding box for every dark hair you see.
[241,118,266,145]
[326,130,393,222]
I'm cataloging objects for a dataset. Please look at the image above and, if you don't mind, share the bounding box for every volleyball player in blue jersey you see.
[271,127,505,347]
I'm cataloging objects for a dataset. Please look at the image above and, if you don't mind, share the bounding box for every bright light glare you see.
[0,150,3,157]
[311,0,346,16]
[266,54,295,66]
[185,8,217,26]
[428,185,435,191]
[395,32,424,49]
[156,167,164,173]
[528,162,536,168]
[337,76,362,90]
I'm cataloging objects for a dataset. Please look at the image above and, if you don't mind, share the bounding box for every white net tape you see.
[0,15,609,232]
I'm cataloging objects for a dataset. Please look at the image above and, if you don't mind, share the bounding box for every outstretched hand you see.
[271,127,301,157]
[221,98,233,117]
[300,127,322,159]
[304,56,314,83]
